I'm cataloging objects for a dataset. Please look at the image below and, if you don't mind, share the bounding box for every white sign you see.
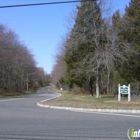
[118,84,131,102]
[60,88,63,91]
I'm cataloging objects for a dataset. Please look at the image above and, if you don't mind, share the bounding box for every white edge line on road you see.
[37,92,61,106]
[72,110,140,118]
[0,98,24,102]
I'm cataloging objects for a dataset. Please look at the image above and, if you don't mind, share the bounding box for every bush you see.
[72,84,86,95]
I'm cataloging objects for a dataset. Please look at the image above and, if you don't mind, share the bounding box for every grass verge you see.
[42,87,140,110]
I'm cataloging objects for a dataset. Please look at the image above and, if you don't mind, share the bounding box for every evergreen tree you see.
[112,10,121,28]
[63,0,136,96]
[65,1,103,96]
[117,0,140,86]
[126,0,140,93]
[125,0,140,45]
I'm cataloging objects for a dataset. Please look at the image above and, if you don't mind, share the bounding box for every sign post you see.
[118,84,131,102]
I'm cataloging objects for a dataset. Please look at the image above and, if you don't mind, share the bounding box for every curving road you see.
[0,86,139,140]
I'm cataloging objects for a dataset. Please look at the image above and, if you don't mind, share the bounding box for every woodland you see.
[0,25,50,94]
[51,0,140,97]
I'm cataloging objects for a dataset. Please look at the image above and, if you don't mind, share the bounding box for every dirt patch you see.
[105,100,140,105]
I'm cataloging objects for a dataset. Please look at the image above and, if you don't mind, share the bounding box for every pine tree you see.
[65,1,103,96]
[126,0,140,93]
[119,0,140,85]
[125,0,140,46]
[112,10,121,28]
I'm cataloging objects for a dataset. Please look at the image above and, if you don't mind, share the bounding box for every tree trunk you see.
[107,70,110,94]
[96,68,100,98]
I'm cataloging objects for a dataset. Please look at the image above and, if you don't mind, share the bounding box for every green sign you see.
[118,84,131,101]
[120,86,128,94]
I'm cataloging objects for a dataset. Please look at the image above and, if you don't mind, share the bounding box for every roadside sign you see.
[118,84,131,102]
[120,85,129,94]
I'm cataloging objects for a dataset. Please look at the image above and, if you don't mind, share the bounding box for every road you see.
[0,86,139,140]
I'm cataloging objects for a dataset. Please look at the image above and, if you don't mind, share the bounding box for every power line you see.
[0,0,95,9]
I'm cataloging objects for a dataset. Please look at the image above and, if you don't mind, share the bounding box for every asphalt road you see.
[0,86,140,140]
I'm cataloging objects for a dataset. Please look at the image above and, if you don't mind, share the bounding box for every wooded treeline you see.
[51,0,140,97]
[0,24,50,94]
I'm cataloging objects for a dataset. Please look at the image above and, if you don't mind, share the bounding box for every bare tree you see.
[51,35,68,87]
[0,24,47,93]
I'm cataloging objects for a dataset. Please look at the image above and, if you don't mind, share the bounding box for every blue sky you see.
[0,0,130,74]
